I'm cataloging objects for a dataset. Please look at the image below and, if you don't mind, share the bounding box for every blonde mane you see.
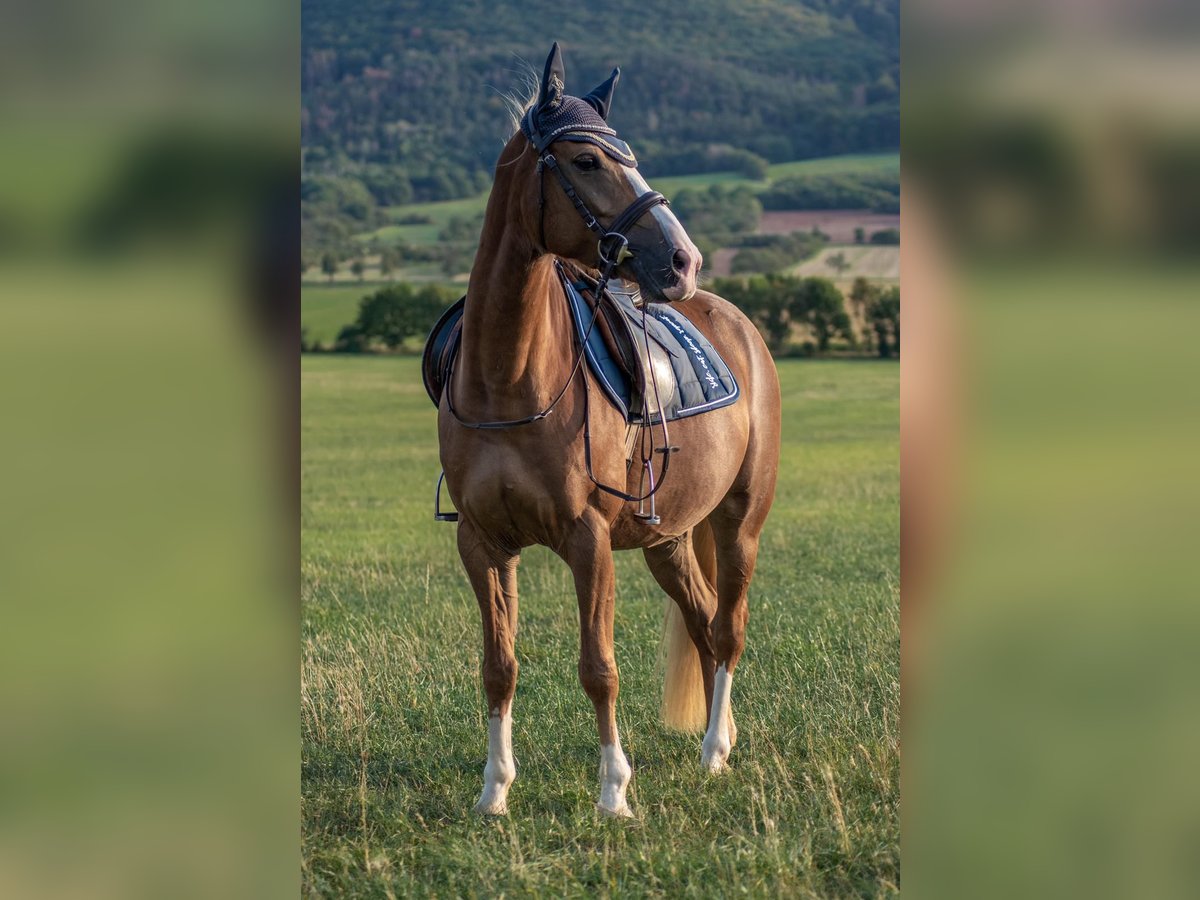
[499,63,539,136]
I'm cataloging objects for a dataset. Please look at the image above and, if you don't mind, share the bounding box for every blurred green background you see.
[903,2,1200,897]
[3,0,1200,895]
[0,0,296,897]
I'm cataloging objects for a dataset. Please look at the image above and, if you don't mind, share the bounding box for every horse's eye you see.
[573,155,600,171]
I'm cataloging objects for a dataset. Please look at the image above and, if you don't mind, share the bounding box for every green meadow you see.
[301,285,375,346]
[302,355,899,896]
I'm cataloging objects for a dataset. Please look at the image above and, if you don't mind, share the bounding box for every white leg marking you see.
[474,706,515,815]
[701,664,734,773]
[596,730,633,818]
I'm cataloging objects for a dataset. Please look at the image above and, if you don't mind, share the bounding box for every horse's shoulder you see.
[679,289,749,329]
[677,289,772,363]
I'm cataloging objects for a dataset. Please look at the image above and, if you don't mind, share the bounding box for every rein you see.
[446,136,677,507]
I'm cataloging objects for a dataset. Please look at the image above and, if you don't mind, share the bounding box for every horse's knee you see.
[714,605,748,669]
[482,653,518,707]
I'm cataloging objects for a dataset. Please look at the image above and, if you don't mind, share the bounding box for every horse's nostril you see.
[671,249,692,276]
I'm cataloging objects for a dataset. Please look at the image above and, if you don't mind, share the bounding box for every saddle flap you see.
[421,296,466,406]
[559,263,740,424]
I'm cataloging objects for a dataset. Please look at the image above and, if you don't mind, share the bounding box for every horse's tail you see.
[661,519,717,732]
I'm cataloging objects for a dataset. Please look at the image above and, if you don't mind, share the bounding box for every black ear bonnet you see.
[520,43,637,167]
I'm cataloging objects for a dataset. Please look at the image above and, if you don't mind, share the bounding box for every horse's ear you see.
[537,42,566,113]
[582,68,620,120]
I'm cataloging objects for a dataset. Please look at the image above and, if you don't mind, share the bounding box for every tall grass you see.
[302,356,898,897]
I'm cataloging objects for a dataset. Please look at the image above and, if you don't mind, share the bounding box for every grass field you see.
[301,355,899,896]
[302,276,463,346]
[792,246,901,282]
[301,285,373,345]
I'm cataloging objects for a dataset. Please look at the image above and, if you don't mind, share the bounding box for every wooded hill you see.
[302,0,899,206]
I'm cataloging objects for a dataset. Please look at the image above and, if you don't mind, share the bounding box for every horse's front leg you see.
[563,513,633,818]
[457,519,520,815]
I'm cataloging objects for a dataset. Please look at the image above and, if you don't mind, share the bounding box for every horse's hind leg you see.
[702,495,770,773]
[642,529,719,731]
[561,512,632,818]
[458,519,520,815]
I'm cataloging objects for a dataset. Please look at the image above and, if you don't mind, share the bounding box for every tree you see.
[350,283,458,351]
[672,185,761,246]
[791,278,853,353]
[870,228,900,245]
[335,323,367,353]
[734,152,770,180]
[379,248,397,280]
[715,276,792,353]
[351,258,365,282]
[756,288,793,353]
[826,251,851,276]
[849,276,883,352]
[854,226,865,245]
[869,286,900,358]
[321,251,339,283]
[354,285,412,349]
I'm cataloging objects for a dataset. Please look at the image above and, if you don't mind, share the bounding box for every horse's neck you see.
[458,231,571,411]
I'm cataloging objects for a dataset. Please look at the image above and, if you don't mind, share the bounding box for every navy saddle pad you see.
[422,270,739,425]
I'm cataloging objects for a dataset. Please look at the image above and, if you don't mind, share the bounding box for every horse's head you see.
[510,43,702,303]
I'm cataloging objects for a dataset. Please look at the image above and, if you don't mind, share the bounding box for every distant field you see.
[302,355,899,896]
[366,194,493,247]
[360,152,900,248]
[791,246,900,281]
[765,153,899,180]
[303,262,448,286]
[303,274,466,345]
[302,285,371,345]
[759,210,901,244]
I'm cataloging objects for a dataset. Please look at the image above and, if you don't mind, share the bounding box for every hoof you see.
[701,738,732,774]
[596,802,634,819]
[474,796,509,816]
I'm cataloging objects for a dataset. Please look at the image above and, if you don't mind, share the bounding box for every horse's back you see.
[672,289,781,417]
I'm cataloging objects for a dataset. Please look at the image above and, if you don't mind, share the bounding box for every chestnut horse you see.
[438,44,780,816]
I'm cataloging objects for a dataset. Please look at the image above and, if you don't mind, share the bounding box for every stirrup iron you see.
[634,459,661,525]
[434,470,459,522]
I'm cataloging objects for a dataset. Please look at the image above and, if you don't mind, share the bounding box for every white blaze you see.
[623,168,687,239]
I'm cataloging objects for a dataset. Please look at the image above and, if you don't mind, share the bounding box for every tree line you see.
[303,276,898,359]
[710,274,898,357]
